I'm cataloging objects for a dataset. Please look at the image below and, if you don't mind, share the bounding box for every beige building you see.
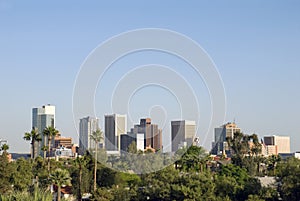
[171,120,196,152]
[79,116,100,155]
[263,135,290,155]
[105,114,127,151]
[212,122,241,155]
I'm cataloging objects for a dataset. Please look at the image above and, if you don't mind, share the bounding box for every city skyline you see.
[5,103,295,155]
[1,1,300,153]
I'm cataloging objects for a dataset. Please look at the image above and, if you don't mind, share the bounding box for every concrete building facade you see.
[171,120,196,152]
[211,122,241,155]
[79,116,100,155]
[263,135,290,155]
[105,114,127,151]
[32,104,55,157]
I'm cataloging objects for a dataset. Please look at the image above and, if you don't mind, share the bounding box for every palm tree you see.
[178,146,208,172]
[250,134,262,157]
[43,126,59,173]
[41,145,48,161]
[226,131,249,167]
[74,156,89,200]
[90,129,103,192]
[23,127,41,159]
[50,168,72,201]
[1,144,9,154]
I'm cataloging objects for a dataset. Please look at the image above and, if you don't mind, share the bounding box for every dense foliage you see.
[0,136,299,200]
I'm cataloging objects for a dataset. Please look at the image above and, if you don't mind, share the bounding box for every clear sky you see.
[0,1,299,153]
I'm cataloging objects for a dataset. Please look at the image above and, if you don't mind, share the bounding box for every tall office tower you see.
[105,114,127,151]
[211,122,241,155]
[32,104,55,157]
[263,135,290,155]
[171,120,196,152]
[130,118,162,151]
[79,116,100,155]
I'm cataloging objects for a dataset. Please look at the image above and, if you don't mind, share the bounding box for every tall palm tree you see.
[23,127,41,159]
[250,134,262,157]
[50,168,72,201]
[90,129,103,192]
[41,145,48,161]
[1,144,9,154]
[43,126,59,173]
[75,156,89,200]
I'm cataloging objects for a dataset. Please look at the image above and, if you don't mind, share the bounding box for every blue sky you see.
[0,1,299,152]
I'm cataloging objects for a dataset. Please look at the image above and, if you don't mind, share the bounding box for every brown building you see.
[130,118,162,151]
[54,136,72,149]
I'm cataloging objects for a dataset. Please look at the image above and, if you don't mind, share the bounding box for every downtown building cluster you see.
[211,122,293,158]
[23,104,296,160]
[78,114,197,155]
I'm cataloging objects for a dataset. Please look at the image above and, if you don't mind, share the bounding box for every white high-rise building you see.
[79,116,100,155]
[105,114,127,151]
[32,104,55,157]
[171,120,196,152]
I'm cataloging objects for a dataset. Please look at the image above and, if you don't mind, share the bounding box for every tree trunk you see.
[57,185,61,201]
[48,136,51,173]
[78,167,82,201]
[94,142,97,192]
[31,140,34,159]
[44,136,47,159]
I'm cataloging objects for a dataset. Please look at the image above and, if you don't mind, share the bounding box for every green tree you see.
[90,128,103,192]
[1,143,9,153]
[92,187,114,201]
[41,145,48,161]
[226,132,262,175]
[0,152,13,194]
[127,141,137,154]
[23,127,41,159]
[246,194,264,201]
[50,168,72,201]
[32,156,49,189]
[74,156,89,200]
[177,146,209,172]
[249,134,262,157]
[267,155,281,176]
[172,171,216,201]
[43,126,59,173]
[276,157,300,201]
[226,131,249,167]
[216,164,263,201]
[11,158,33,191]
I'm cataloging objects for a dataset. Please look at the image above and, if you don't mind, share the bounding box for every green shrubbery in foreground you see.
[1,143,300,201]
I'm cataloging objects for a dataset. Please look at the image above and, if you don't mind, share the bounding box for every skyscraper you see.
[105,114,127,151]
[32,104,55,157]
[211,122,241,155]
[129,118,162,151]
[171,120,196,152]
[79,116,100,155]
